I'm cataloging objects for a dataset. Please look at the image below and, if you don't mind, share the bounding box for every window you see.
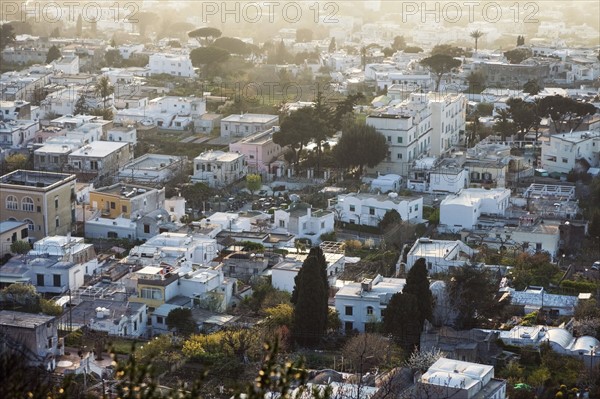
[53,274,61,287]
[107,231,118,238]
[122,205,127,213]
[397,153,402,159]
[387,136,391,142]
[562,158,568,163]
[110,202,116,209]
[229,266,236,273]
[143,224,150,234]
[279,220,285,228]
[344,322,353,331]
[349,205,355,212]
[535,243,542,251]
[345,306,353,316]
[54,196,59,209]
[366,306,374,315]
[140,287,163,300]
[21,197,34,212]
[37,274,44,286]
[24,219,34,231]
[156,316,164,324]
[321,222,325,229]
[369,207,375,215]
[6,195,18,210]
[90,161,98,170]
[55,216,60,227]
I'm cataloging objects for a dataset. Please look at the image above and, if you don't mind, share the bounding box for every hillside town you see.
[0,1,599,398]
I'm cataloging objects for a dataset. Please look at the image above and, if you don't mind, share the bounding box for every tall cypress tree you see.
[291,247,329,344]
[403,257,433,330]
[382,292,421,351]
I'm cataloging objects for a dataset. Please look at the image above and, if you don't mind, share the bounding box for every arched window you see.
[24,219,34,231]
[6,195,18,210]
[21,197,34,212]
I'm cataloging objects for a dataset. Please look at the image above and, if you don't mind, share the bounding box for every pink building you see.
[229,127,285,176]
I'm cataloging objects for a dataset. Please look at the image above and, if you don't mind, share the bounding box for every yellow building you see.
[128,266,179,310]
[0,170,76,241]
[89,183,165,219]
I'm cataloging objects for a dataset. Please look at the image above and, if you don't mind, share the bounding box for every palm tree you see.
[94,75,114,111]
[470,30,484,53]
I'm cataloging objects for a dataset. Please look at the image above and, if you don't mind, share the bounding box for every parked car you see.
[592,261,600,271]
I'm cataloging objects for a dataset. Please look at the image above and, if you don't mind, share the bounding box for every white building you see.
[126,232,218,268]
[70,300,148,338]
[271,250,345,293]
[406,238,476,274]
[428,93,467,156]
[106,125,137,146]
[51,55,79,74]
[417,358,506,399]
[329,192,423,227]
[0,119,38,148]
[67,141,132,180]
[334,275,406,333]
[440,188,511,232]
[220,114,279,138]
[191,150,246,188]
[370,174,402,193]
[273,203,335,244]
[148,53,195,78]
[118,154,186,184]
[541,131,600,174]
[114,96,206,130]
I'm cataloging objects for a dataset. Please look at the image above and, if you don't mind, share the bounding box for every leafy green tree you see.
[166,308,197,337]
[333,123,388,175]
[403,46,423,53]
[0,23,16,51]
[523,80,541,95]
[504,48,532,64]
[332,92,364,131]
[273,107,313,166]
[94,75,114,111]
[3,153,29,172]
[392,35,406,51]
[511,252,561,290]
[382,292,421,351]
[190,46,230,78]
[10,240,31,254]
[467,71,486,94]
[73,94,88,115]
[537,94,597,133]
[493,109,516,140]
[212,37,251,55]
[246,174,262,196]
[104,48,123,67]
[431,44,466,57]
[506,98,541,140]
[180,183,213,212]
[403,258,433,330]
[470,30,484,53]
[379,209,402,231]
[291,246,329,344]
[328,37,336,53]
[447,266,498,329]
[420,54,462,92]
[45,45,61,64]
[188,26,221,45]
